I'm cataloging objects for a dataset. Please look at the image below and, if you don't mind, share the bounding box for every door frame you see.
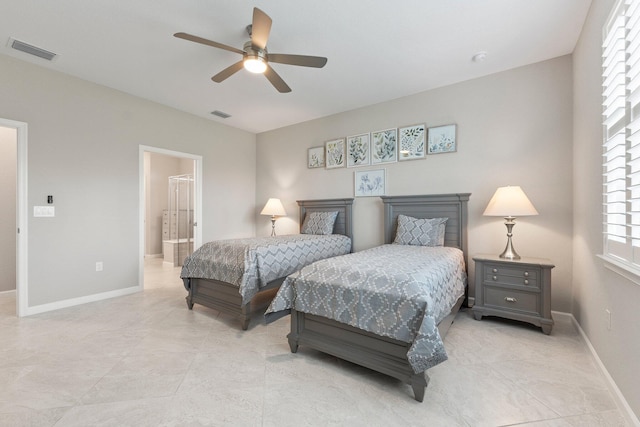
[0,118,28,317]
[139,145,203,287]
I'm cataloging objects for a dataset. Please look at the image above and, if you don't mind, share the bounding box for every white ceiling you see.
[0,1,591,134]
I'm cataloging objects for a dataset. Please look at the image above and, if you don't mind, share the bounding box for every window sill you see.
[598,254,640,286]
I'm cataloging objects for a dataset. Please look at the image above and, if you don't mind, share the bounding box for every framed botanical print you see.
[354,169,386,197]
[307,146,325,168]
[371,128,398,164]
[398,124,426,161]
[346,133,371,167]
[325,138,346,168]
[427,124,457,154]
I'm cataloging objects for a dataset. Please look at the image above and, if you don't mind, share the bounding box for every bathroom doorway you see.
[139,145,202,289]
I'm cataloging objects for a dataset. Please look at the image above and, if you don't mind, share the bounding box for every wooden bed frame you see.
[286,193,470,401]
[183,198,353,330]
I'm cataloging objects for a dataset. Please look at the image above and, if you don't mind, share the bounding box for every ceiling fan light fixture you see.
[175,7,327,92]
[244,56,267,73]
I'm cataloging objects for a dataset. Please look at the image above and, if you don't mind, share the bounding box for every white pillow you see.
[301,211,339,235]
[393,215,448,246]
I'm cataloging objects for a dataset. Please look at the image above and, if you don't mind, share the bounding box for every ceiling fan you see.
[174,7,327,93]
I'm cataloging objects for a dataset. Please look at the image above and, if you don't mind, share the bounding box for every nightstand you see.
[472,254,554,334]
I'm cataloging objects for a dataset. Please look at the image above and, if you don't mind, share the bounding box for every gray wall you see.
[256,56,574,312]
[573,0,640,417]
[0,53,256,308]
[0,126,17,292]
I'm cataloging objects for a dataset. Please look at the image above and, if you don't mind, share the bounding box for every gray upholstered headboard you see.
[381,193,470,264]
[297,198,354,241]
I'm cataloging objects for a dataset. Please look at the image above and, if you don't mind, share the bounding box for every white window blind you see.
[603,0,640,275]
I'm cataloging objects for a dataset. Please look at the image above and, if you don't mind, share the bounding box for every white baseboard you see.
[144,253,163,259]
[23,285,141,316]
[552,310,640,426]
[0,289,16,296]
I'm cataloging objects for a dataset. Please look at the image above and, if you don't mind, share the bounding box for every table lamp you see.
[260,198,286,236]
[483,186,538,260]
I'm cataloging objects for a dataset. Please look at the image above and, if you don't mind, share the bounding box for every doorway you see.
[0,127,17,298]
[139,145,202,289]
[0,118,27,317]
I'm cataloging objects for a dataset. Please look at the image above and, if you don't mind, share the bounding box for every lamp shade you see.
[483,186,538,217]
[260,198,286,216]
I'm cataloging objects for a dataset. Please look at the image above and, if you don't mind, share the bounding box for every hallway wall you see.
[0,53,256,310]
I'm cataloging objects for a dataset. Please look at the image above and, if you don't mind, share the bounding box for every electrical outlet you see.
[605,309,612,330]
[96,262,103,272]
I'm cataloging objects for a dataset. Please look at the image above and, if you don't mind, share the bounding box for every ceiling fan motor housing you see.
[243,41,267,60]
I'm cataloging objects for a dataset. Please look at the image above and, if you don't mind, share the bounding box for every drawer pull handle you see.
[524,280,529,285]
[504,297,517,303]
[492,268,498,273]
[492,276,497,281]
[524,271,529,277]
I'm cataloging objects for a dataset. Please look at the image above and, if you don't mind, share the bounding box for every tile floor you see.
[0,258,631,426]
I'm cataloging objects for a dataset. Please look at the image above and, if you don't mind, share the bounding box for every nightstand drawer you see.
[484,286,539,315]
[483,263,539,288]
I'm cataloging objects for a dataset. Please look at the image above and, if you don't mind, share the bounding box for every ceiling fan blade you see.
[264,65,291,93]
[251,7,272,50]
[174,32,244,55]
[212,61,245,83]
[268,53,328,68]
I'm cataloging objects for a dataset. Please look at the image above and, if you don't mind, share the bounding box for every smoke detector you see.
[472,51,487,63]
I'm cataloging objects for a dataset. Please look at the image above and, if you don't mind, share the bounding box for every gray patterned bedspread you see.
[180,234,352,305]
[265,244,466,373]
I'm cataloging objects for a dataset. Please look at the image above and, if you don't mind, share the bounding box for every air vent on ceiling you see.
[8,38,57,61]
[211,110,231,119]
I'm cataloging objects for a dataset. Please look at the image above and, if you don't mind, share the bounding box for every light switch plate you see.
[34,206,55,217]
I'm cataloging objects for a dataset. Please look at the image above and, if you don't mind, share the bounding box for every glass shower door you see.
[167,174,194,266]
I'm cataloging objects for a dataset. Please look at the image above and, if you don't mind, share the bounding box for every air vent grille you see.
[211,110,231,119]
[9,38,56,61]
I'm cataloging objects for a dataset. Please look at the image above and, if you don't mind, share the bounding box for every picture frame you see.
[371,128,398,164]
[307,146,325,168]
[346,133,371,167]
[427,124,457,154]
[325,138,346,169]
[354,169,386,197]
[398,124,426,161]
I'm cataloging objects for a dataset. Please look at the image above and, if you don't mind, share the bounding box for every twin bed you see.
[266,193,470,401]
[180,198,353,330]
[181,193,470,401]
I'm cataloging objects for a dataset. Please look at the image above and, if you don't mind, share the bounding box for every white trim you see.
[0,118,28,317]
[598,253,640,286]
[0,289,16,296]
[138,145,203,290]
[553,310,640,426]
[23,285,140,316]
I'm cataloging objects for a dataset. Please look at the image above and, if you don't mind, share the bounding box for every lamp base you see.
[270,217,277,237]
[499,217,521,260]
[499,239,521,260]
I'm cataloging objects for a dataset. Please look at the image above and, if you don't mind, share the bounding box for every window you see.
[602,0,640,279]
